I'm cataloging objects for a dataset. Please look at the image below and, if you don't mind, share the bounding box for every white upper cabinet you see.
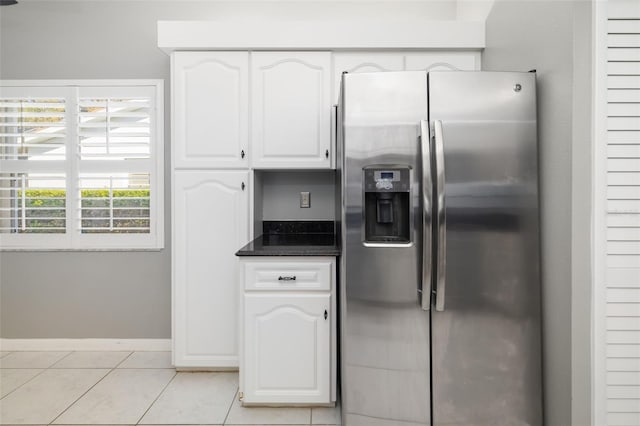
[251,52,332,169]
[404,52,481,71]
[332,53,404,103]
[332,52,480,104]
[172,52,249,169]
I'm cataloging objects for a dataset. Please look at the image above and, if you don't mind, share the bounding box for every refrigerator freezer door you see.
[428,71,543,426]
[340,71,431,426]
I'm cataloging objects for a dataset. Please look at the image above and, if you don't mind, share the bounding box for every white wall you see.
[483,1,590,425]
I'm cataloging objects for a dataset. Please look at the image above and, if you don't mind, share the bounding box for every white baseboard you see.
[0,338,171,352]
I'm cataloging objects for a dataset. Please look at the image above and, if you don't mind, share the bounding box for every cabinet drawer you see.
[244,261,332,291]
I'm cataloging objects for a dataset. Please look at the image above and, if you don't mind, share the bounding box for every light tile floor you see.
[0,351,341,425]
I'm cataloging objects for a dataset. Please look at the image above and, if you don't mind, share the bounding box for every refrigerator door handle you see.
[434,119,447,312]
[420,119,432,311]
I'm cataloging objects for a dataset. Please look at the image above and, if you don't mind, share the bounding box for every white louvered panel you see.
[0,173,66,234]
[609,173,640,186]
[609,358,640,372]
[608,241,640,255]
[609,104,640,117]
[608,200,640,213]
[608,255,640,268]
[609,62,640,75]
[609,19,640,33]
[608,214,640,227]
[608,399,640,413]
[609,317,640,331]
[609,91,640,104]
[609,268,640,286]
[608,131,640,143]
[609,47,640,62]
[608,412,640,426]
[608,345,640,358]
[609,288,640,302]
[608,371,640,386]
[609,386,640,399]
[609,145,640,158]
[609,76,640,89]
[609,331,640,344]
[608,228,640,241]
[609,159,640,172]
[609,0,640,18]
[78,97,151,161]
[609,34,640,47]
[608,304,640,316]
[609,117,640,131]
[609,187,640,200]
[607,399,640,418]
[0,97,66,160]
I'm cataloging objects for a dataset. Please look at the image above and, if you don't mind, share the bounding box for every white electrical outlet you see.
[300,191,310,208]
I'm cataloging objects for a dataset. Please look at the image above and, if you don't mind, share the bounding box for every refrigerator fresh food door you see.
[339,71,431,426]
[428,71,543,426]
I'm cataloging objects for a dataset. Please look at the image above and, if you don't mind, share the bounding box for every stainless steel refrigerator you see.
[337,71,542,426]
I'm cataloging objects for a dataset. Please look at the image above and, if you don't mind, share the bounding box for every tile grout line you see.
[134,368,178,425]
[0,367,48,401]
[0,351,72,402]
[222,388,239,425]
[46,366,113,425]
[114,351,136,369]
[48,351,75,368]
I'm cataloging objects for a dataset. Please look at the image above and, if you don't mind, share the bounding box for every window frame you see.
[0,80,164,251]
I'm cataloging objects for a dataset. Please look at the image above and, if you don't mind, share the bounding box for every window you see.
[0,81,164,250]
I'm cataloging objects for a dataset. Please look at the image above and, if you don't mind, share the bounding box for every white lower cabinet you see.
[243,293,330,404]
[173,171,250,368]
[239,257,336,405]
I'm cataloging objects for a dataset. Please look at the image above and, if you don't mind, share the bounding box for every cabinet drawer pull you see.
[278,275,296,281]
[324,309,328,320]
[325,149,329,159]
[241,149,245,159]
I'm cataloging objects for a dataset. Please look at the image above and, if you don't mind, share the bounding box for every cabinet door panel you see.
[404,52,481,71]
[173,52,249,168]
[332,53,404,103]
[243,293,331,403]
[251,52,331,169]
[173,171,249,367]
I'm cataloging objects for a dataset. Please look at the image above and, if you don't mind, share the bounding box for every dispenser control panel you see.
[364,167,410,192]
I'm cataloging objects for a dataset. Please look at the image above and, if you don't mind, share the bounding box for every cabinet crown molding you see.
[157,20,485,53]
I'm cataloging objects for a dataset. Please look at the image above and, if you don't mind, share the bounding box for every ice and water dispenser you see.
[363,166,411,243]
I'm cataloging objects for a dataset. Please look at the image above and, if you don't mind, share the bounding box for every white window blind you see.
[78,97,151,160]
[0,81,164,250]
[0,97,66,160]
[606,4,640,425]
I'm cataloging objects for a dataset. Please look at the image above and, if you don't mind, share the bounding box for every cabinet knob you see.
[241,182,245,191]
[241,149,245,159]
[324,309,328,320]
[325,149,329,159]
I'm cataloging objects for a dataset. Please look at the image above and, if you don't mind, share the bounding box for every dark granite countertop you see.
[235,221,340,257]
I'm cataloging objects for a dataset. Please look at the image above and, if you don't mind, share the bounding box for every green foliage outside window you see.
[16,189,150,233]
